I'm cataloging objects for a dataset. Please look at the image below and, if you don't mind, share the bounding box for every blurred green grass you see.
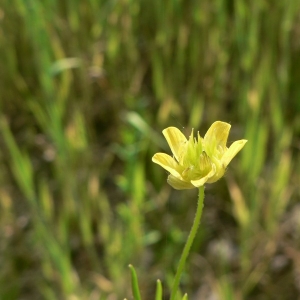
[1,0,300,299]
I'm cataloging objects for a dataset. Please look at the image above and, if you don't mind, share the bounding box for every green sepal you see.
[128,264,142,300]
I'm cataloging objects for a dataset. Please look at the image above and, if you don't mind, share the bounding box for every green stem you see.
[170,186,205,300]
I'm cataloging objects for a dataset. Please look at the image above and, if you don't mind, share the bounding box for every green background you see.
[1,0,300,299]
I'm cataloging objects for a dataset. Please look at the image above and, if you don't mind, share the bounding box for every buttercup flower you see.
[152,121,247,189]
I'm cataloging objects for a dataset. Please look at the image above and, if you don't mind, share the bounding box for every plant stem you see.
[170,186,205,300]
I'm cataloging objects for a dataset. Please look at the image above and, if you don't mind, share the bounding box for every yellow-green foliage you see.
[0,0,300,299]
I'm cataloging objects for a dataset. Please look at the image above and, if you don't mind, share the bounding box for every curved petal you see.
[167,174,194,190]
[152,153,182,177]
[221,139,248,167]
[198,151,212,172]
[204,121,231,148]
[191,164,216,187]
[206,163,225,183]
[162,127,187,162]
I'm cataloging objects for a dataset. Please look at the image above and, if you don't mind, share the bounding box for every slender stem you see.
[170,186,205,300]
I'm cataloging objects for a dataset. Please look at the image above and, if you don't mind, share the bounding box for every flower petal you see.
[167,174,194,190]
[204,121,231,149]
[162,127,187,162]
[152,153,182,177]
[221,139,248,167]
[191,164,216,187]
[198,151,212,173]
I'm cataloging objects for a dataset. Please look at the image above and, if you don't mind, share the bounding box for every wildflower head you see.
[152,121,247,189]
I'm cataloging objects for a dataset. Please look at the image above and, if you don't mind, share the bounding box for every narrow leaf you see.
[181,293,188,300]
[129,264,142,300]
[155,279,163,300]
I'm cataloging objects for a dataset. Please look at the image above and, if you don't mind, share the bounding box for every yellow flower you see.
[152,121,247,189]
